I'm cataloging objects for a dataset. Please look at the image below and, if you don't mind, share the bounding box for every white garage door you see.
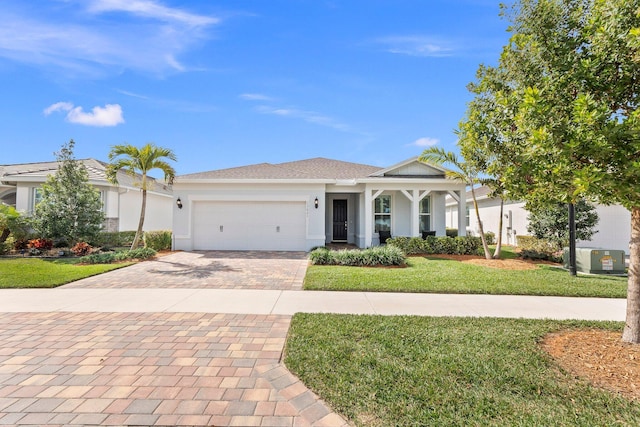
[192,201,307,251]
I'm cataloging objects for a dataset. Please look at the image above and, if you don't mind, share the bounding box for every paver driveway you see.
[62,251,309,290]
[0,252,349,426]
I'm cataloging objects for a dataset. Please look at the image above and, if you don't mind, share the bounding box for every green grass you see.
[304,256,627,298]
[0,258,132,288]
[285,314,639,427]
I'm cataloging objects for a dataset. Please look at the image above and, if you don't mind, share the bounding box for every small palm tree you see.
[419,147,492,260]
[106,143,177,250]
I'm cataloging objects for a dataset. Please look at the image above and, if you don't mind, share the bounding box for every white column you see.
[410,190,419,237]
[364,189,373,247]
[457,190,467,236]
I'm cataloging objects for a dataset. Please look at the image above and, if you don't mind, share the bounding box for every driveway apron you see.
[0,252,349,427]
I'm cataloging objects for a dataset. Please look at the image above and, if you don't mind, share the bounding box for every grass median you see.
[285,314,638,426]
[304,256,627,298]
[0,258,132,288]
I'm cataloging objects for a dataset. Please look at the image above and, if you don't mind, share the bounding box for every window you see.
[374,195,391,232]
[100,190,107,213]
[419,197,431,232]
[31,188,43,212]
[465,207,470,227]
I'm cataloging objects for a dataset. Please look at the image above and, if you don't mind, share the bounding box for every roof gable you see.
[370,157,447,178]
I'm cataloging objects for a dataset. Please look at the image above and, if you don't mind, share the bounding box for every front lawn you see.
[285,314,638,426]
[304,256,627,298]
[0,257,132,288]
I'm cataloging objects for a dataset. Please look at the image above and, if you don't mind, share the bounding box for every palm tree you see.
[419,147,492,260]
[106,143,177,250]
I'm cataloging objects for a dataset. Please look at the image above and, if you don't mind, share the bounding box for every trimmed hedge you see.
[386,236,483,255]
[309,246,406,266]
[80,247,157,264]
[144,230,172,251]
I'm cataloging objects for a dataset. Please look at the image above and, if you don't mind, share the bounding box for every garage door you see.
[192,201,307,251]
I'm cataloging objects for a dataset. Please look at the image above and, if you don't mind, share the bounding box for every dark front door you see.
[332,199,348,241]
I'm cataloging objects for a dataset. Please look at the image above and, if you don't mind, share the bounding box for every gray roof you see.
[178,157,383,180]
[0,159,172,195]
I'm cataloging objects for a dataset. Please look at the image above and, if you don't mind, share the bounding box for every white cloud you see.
[240,93,273,101]
[43,102,74,116]
[376,36,454,57]
[256,105,352,132]
[87,0,219,27]
[410,137,439,147]
[0,2,219,76]
[44,102,125,127]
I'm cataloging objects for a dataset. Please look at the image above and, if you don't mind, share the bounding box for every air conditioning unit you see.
[563,248,626,275]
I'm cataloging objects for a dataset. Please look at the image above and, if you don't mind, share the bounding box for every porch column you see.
[364,189,373,247]
[400,189,420,237]
[456,190,467,236]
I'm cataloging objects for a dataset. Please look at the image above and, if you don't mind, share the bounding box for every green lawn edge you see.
[285,314,637,427]
[304,256,627,298]
[0,258,133,288]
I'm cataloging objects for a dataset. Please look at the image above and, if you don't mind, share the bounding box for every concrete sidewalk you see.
[0,288,626,321]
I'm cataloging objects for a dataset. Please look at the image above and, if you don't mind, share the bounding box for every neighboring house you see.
[0,159,173,232]
[172,157,467,252]
[445,186,631,253]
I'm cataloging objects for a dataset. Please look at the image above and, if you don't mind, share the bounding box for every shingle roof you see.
[178,157,383,180]
[0,159,172,194]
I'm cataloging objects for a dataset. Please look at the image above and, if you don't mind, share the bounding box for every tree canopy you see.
[32,140,104,245]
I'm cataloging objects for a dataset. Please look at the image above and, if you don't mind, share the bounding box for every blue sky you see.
[0,0,510,175]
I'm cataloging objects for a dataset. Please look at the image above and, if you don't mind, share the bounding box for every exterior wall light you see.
[314,197,319,209]
[176,197,183,209]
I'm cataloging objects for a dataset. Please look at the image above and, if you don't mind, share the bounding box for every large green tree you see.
[33,140,104,245]
[478,0,640,342]
[106,143,176,250]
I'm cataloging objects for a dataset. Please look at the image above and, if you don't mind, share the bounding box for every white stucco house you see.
[172,157,467,251]
[445,186,632,253]
[0,159,173,232]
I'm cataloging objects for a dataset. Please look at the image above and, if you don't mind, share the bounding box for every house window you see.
[465,207,470,227]
[419,197,431,232]
[31,188,43,212]
[374,195,391,232]
[100,190,107,213]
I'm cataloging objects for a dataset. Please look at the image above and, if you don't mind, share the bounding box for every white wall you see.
[118,190,172,231]
[579,204,630,252]
[450,197,632,253]
[172,182,326,251]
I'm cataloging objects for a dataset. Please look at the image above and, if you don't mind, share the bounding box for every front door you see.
[332,199,348,241]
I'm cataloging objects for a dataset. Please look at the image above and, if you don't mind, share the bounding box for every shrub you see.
[71,242,92,256]
[28,238,53,251]
[517,235,562,262]
[484,231,495,245]
[143,230,172,251]
[13,238,30,251]
[80,247,157,264]
[89,231,138,248]
[386,236,483,256]
[445,228,458,238]
[309,246,406,266]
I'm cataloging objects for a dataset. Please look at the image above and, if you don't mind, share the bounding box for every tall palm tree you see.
[419,147,492,260]
[106,143,177,250]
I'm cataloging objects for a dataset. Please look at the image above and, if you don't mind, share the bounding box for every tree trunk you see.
[493,198,504,259]
[470,186,492,259]
[623,207,640,343]
[131,188,147,250]
[0,228,10,244]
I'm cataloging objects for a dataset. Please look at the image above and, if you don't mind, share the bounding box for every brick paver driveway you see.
[62,251,309,290]
[0,252,349,426]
